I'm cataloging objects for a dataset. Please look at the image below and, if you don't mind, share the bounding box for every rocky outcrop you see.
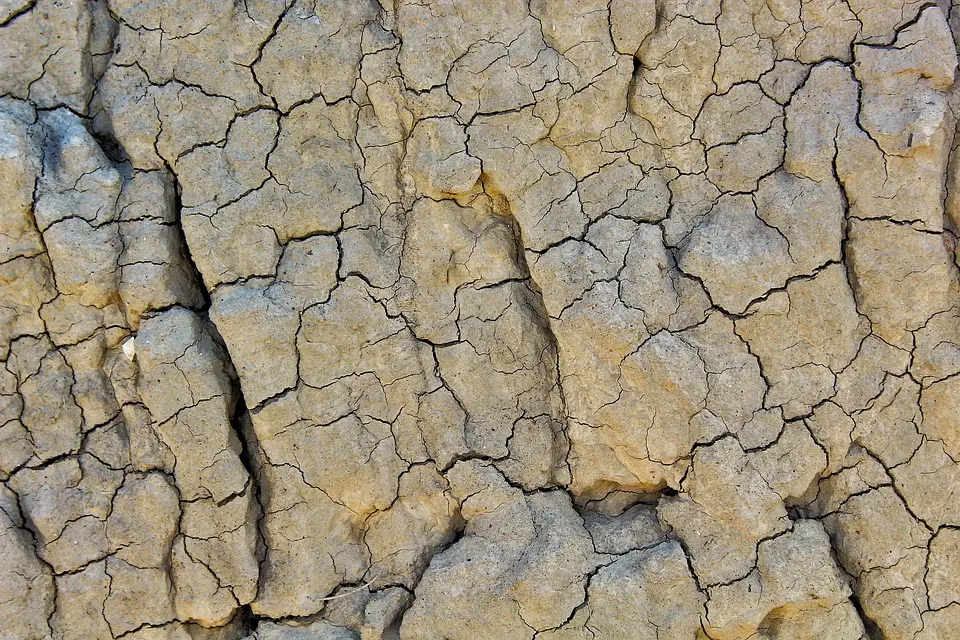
[2,1,960,638]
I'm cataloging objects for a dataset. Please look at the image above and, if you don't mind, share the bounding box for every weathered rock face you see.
[2,1,960,638]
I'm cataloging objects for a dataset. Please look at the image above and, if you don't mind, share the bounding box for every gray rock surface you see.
[1,1,960,638]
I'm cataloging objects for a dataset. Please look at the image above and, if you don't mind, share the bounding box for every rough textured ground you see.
[2,0,960,638]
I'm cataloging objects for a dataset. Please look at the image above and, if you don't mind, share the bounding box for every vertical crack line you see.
[500,204,574,486]
[163,159,268,613]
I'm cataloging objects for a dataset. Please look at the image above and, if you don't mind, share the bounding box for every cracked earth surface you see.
[2,0,960,638]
